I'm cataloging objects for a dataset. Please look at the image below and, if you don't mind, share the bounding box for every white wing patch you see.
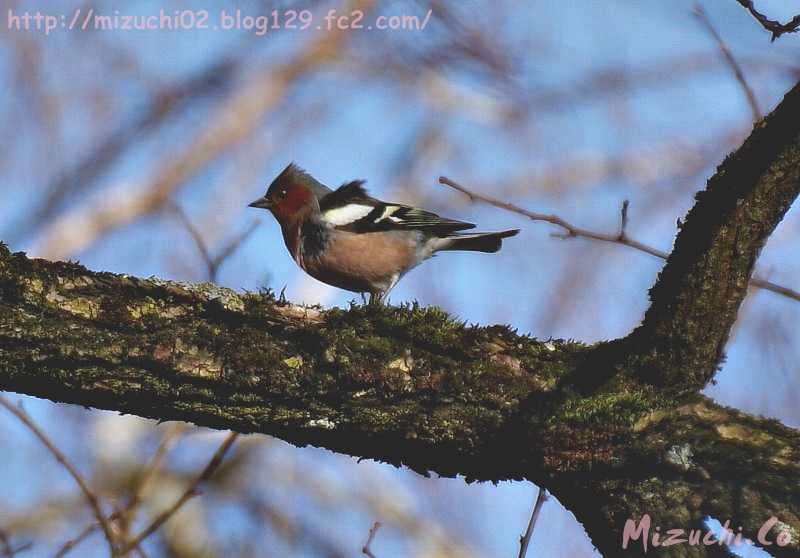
[378,205,402,222]
[322,204,374,226]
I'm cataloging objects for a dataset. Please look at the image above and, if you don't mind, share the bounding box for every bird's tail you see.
[437,229,520,253]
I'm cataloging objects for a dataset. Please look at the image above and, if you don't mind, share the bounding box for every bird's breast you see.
[300,229,422,293]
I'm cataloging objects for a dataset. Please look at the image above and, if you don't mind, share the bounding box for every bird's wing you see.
[319,181,475,234]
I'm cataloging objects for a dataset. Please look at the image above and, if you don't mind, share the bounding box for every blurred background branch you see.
[695,3,761,121]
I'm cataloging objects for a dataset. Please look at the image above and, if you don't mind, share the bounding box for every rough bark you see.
[1,82,800,557]
[630,80,800,390]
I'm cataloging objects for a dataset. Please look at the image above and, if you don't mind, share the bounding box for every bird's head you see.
[249,163,320,225]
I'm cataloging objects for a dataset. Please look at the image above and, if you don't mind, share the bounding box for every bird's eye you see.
[278,188,288,198]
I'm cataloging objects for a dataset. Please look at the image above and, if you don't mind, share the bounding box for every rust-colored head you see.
[248,164,318,225]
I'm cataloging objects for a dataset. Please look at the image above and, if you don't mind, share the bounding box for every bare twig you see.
[5,544,31,557]
[53,521,98,558]
[440,175,667,259]
[0,397,118,555]
[0,529,31,558]
[2,544,31,557]
[439,176,800,303]
[361,522,381,558]
[119,432,238,555]
[110,504,150,558]
[168,203,259,282]
[747,277,800,301]
[168,203,213,276]
[0,531,12,558]
[243,496,349,558]
[52,509,149,558]
[695,4,761,121]
[112,423,187,549]
[518,487,548,558]
[126,424,187,516]
[618,199,630,241]
[211,222,261,275]
[734,0,800,41]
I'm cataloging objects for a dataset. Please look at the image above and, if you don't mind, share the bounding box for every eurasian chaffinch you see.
[249,164,519,303]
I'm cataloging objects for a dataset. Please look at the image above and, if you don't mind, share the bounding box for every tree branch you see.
[518,487,547,558]
[438,177,800,303]
[735,0,800,41]
[2,78,800,558]
[119,432,238,555]
[361,522,381,558]
[0,242,798,556]
[0,397,119,555]
[634,80,800,388]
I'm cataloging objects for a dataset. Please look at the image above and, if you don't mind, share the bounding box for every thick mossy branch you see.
[558,397,800,557]
[1,243,799,556]
[633,81,800,390]
[0,242,594,480]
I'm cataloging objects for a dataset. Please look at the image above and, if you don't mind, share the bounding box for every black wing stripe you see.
[322,181,476,234]
[339,204,475,233]
[319,180,373,212]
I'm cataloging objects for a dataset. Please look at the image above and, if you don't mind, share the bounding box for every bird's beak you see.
[248,196,272,210]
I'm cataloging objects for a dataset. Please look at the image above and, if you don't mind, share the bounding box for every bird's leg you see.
[360,292,368,305]
[369,275,400,305]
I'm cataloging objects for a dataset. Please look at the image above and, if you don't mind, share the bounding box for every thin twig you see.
[0,543,32,558]
[0,531,12,557]
[618,199,630,241]
[53,521,98,558]
[126,424,187,517]
[119,432,238,555]
[168,203,213,276]
[518,487,548,558]
[111,425,186,555]
[438,176,800,303]
[4,544,31,558]
[0,398,118,555]
[0,529,31,558]
[52,509,150,558]
[361,522,381,558]
[169,203,259,282]
[734,0,800,41]
[211,221,260,274]
[110,504,150,558]
[695,4,761,121]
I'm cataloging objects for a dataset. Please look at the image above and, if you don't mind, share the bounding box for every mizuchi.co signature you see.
[622,514,795,552]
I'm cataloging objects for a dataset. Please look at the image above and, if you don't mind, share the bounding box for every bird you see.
[248,163,519,303]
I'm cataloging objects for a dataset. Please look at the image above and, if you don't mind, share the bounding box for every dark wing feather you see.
[319,180,475,235]
[368,206,474,234]
[319,181,374,212]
